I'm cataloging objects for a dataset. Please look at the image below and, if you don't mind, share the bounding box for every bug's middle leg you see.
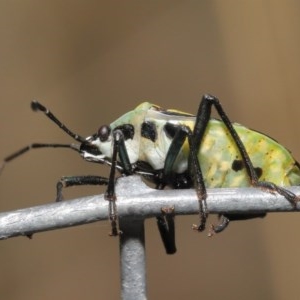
[166,123,208,231]
[155,123,208,253]
[154,126,191,254]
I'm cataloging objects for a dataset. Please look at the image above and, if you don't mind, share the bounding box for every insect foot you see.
[207,216,230,237]
[191,201,208,233]
[255,181,300,209]
[109,217,123,236]
[107,196,122,236]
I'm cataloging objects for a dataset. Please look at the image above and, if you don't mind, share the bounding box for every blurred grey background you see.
[0,1,300,299]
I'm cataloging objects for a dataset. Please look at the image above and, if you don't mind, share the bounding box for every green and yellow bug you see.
[2,94,300,254]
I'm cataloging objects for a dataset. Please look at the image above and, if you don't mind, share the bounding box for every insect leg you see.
[208,213,266,236]
[195,94,263,233]
[56,175,109,201]
[0,143,80,174]
[194,94,259,184]
[165,123,208,231]
[155,126,189,254]
[105,129,134,236]
[155,124,207,253]
[198,94,299,234]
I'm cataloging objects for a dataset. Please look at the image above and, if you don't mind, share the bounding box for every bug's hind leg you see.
[208,213,267,236]
[208,181,300,236]
[194,94,300,235]
[254,181,300,207]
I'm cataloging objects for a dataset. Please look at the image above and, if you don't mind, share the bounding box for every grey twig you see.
[0,175,299,240]
[1,175,300,300]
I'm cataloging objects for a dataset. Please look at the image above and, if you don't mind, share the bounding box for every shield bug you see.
[2,94,299,254]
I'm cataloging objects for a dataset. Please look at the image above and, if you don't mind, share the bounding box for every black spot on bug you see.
[232,159,263,179]
[164,122,178,139]
[232,159,244,172]
[254,167,263,179]
[114,124,134,140]
[141,121,157,142]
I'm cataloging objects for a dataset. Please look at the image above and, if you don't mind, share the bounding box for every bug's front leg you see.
[56,129,133,237]
[56,175,109,201]
[55,175,114,234]
[104,129,134,236]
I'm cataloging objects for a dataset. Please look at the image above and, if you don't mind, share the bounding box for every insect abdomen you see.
[199,119,300,188]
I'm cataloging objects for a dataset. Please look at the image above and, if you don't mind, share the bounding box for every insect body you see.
[2,95,300,254]
[198,120,300,188]
[101,102,300,188]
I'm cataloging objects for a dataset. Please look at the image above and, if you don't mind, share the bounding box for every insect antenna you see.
[0,101,84,174]
[0,143,80,175]
[31,101,86,143]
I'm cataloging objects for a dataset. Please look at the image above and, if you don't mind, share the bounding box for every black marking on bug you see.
[114,124,134,140]
[232,159,263,179]
[232,159,244,172]
[254,167,263,179]
[141,121,157,142]
[80,142,101,156]
[164,122,179,140]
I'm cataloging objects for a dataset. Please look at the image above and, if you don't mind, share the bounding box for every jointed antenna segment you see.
[31,101,86,143]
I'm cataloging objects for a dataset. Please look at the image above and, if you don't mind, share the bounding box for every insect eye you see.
[98,125,111,142]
